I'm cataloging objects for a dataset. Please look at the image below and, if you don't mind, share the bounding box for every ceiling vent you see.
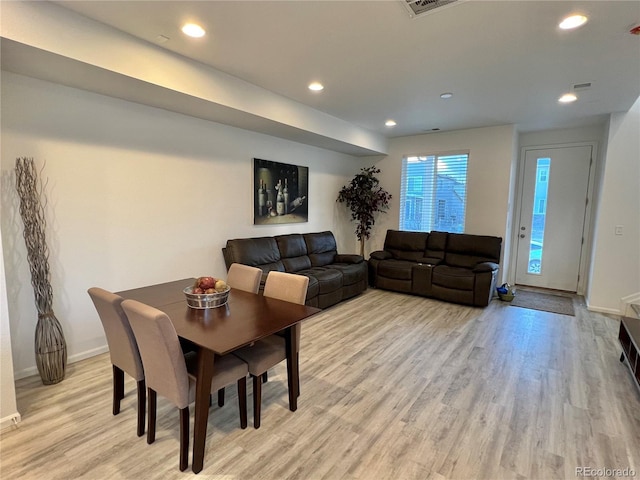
[402,0,460,18]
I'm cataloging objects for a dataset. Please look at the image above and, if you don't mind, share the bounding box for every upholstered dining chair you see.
[88,287,146,437]
[121,299,248,471]
[216,262,263,409]
[226,263,262,294]
[233,271,309,428]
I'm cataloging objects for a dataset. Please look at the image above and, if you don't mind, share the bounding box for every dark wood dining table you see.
[116,278,320,473]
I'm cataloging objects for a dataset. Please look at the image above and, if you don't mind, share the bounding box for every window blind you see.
[400,153,468,233]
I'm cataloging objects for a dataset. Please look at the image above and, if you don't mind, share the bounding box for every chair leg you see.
[147,388,157,445]
[179,407,189,471]
[218,387,225,407]
[262,371,268,383]
[112,365,124,415]
[136,379,146,437]
[296,352,300,398]
[238,377,247,429]
[253,374,262,429]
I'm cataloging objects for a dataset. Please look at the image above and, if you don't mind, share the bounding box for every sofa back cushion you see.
[444,233,502,268]
[384,230,429,261]
[425,231,447,261]
[304,231,337,267]
[225,237,284,272]
[276,234,312,272]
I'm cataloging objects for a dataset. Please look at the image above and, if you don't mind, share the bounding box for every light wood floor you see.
[2,288,639,479]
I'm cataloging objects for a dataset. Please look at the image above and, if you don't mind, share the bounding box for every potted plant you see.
[337,166,391,256]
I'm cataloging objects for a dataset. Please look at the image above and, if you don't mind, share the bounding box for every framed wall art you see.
[254,158,308,225]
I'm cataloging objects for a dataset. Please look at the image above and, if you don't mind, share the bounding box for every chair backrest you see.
[88,287,144,381]
[121,299,190,409]
[227,263,262,294]
[263,271,309,305]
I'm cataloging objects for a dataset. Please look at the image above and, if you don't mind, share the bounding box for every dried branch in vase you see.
[15,157,67,385]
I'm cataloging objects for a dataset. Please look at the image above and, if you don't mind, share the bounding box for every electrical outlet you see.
[615,225,623,235]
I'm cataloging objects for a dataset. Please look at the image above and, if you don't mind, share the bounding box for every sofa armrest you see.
[334,254,364,264]
[418,257,443,266]
[370,250,392,261]
[473,262,499,273]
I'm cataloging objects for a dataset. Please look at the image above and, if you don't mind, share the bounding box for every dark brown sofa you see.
[223,231,367,309]
[368,230,502,307]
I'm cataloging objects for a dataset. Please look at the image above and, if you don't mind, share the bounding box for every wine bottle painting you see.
[254,158,309,225]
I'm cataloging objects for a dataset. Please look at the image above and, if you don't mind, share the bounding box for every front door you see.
[515,145,592,291]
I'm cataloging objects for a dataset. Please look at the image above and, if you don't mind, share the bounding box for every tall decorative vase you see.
[15,157,67,385]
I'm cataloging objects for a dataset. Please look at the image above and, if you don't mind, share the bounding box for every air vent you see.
[573,82,592,91]
[403,0,460,18]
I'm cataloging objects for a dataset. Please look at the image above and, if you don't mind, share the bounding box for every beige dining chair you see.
[121,299,249,471]
[233,271,309,428]
[216,262,263,409]
[88,287,146,437]
[226,263,262,294]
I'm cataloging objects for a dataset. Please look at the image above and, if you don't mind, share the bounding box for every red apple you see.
[192,287,204,294]
[197,276,216,290]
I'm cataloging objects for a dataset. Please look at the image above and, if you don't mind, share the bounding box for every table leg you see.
[285,324,299,411]
[192,347,215,474]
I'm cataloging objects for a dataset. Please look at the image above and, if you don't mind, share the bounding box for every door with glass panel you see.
[515,145,592,291]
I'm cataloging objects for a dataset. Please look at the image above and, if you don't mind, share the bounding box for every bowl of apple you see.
[183,276,230,309]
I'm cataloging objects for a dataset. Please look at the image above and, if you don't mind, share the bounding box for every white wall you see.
[587,98,640,313]
[0,228,20,430]
[369,125,517,282]
[1,72,368,378]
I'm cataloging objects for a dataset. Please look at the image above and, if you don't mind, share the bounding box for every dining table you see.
[116,278,321,474]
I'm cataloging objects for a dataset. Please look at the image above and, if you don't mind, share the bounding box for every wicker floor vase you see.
[35,313,67,385]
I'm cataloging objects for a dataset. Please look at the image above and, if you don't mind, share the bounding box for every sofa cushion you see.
[225,237,284,272]
[432,265,475,291]
[304,231,338,267]
[298,267,343,294]
[444,233,502,268]
[426,231,447,261]
[275,234,308,258]
[384,230,429,261]
[330,262,367,285]
[282,256,312,273]
[378,260,415,281]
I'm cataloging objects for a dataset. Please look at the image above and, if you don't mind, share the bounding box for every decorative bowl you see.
[183,285,231,309]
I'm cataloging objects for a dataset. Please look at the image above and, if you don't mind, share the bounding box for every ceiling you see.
[7,1,640,150]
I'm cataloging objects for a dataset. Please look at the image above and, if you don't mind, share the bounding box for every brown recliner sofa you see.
[223,231,367,309]
[368,229,502,307]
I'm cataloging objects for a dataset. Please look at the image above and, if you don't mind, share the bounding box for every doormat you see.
[509,290,575,316]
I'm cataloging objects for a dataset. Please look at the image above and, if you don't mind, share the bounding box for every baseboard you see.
[0,412,21,432]
[13,344,109,380]
[586,304,621,315]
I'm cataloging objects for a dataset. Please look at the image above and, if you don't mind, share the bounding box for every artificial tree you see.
[337,166,392,256]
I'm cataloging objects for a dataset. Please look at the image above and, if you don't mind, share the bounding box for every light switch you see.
[615,225,624,235]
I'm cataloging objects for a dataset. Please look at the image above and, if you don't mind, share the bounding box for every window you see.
[536,198,546,214]
[400,153,468,233]
[538,167,548,182]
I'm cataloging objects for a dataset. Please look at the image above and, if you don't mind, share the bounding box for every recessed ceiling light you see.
[308,82,324,92]
[440,92,453,99]
[558,93,578,103]
[182,23,205,38]
[385,120,397,127]
[559,14,588,30]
